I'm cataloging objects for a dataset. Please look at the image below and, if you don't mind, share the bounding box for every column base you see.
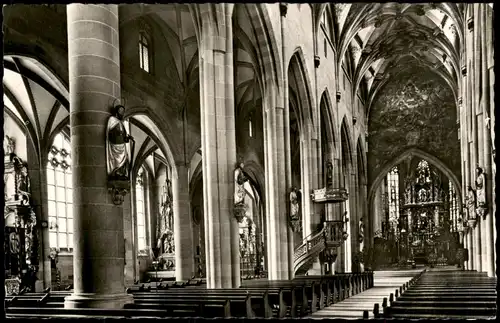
[64,292,134,309]
[35,280,44,293]
[308,257,323,275]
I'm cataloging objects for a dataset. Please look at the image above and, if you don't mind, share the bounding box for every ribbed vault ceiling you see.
[333,3,463,113]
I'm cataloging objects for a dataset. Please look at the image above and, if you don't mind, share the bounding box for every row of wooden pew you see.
[5,272,373,318]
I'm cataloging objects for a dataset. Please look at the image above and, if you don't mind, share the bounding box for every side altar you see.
[4,136,40,295]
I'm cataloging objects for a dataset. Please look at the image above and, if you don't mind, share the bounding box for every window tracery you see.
[139,32,151,73]
[47,133,73,251]
[135,167,147,254]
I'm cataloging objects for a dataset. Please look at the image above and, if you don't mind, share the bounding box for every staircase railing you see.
[294,220,345,274]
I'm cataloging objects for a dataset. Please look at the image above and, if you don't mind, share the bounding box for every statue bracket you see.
[234,203,248,223]
[289,215,302,233]
[467,218,477,229]
[322,246,338,263]
[108,179,130,205]
[476,206,487,220]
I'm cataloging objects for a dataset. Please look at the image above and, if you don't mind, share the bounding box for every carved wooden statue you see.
[106,105,134,180]
[466,186,476,220]
[157,179,173,243]
[326,161,333,187]
[475,166,487,213]
[289,187,302,232]
[234,163,248,206]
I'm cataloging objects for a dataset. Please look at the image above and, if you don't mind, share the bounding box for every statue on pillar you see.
[475,166,487,218]
[234,163,249,222]
[466,186,476,221]
[289,187,302,232]
[106,105,134,181]
[326,161,334,187]
[234,163,248,206]
[358,217,365,243]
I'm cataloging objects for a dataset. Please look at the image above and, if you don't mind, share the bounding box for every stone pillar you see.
[198,4,239,288]
[467,229,474,270]
[473,223,482,272]
[480,4,495,278]
[463,230,468,270]
[264,107,280,279]
[350,172,358,263]
[122,195,134,286]
[301,133,312,239]
[334,158,345,273]
[64,4,132,308]
[283,75,295,280]
[263,91,289,279]
[173,163,194,280]
[276,106,290,280]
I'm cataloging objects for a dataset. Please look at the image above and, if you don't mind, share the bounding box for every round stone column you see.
[64,4,132,308]
[474,224,482,272]
[467,229,474,270]
[172,163,195,280]
[197,3,239,288]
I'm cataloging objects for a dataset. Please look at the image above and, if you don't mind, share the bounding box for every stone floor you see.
[309,267,426,319]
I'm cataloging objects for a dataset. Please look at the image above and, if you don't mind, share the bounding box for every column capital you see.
[461,65,467,77]
[280,3,288,17]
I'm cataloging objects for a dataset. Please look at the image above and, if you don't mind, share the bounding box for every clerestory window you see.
[139,32,151,73]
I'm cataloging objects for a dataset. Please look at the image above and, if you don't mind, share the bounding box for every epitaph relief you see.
[106,105,134,181]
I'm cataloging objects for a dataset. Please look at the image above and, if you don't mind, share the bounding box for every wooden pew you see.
[240,287,290,318]
[151,288,272,318]
[131,289,262,318]
[6,306,175,318]
[5,291,69,308]
[128,294,236,317]
[241,280,313,317]
[295,272,374,308]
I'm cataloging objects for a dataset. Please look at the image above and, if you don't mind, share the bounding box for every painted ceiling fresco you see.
[367,65,460,186]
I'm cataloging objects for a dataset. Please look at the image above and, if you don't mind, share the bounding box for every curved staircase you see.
[294,221,345,275]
